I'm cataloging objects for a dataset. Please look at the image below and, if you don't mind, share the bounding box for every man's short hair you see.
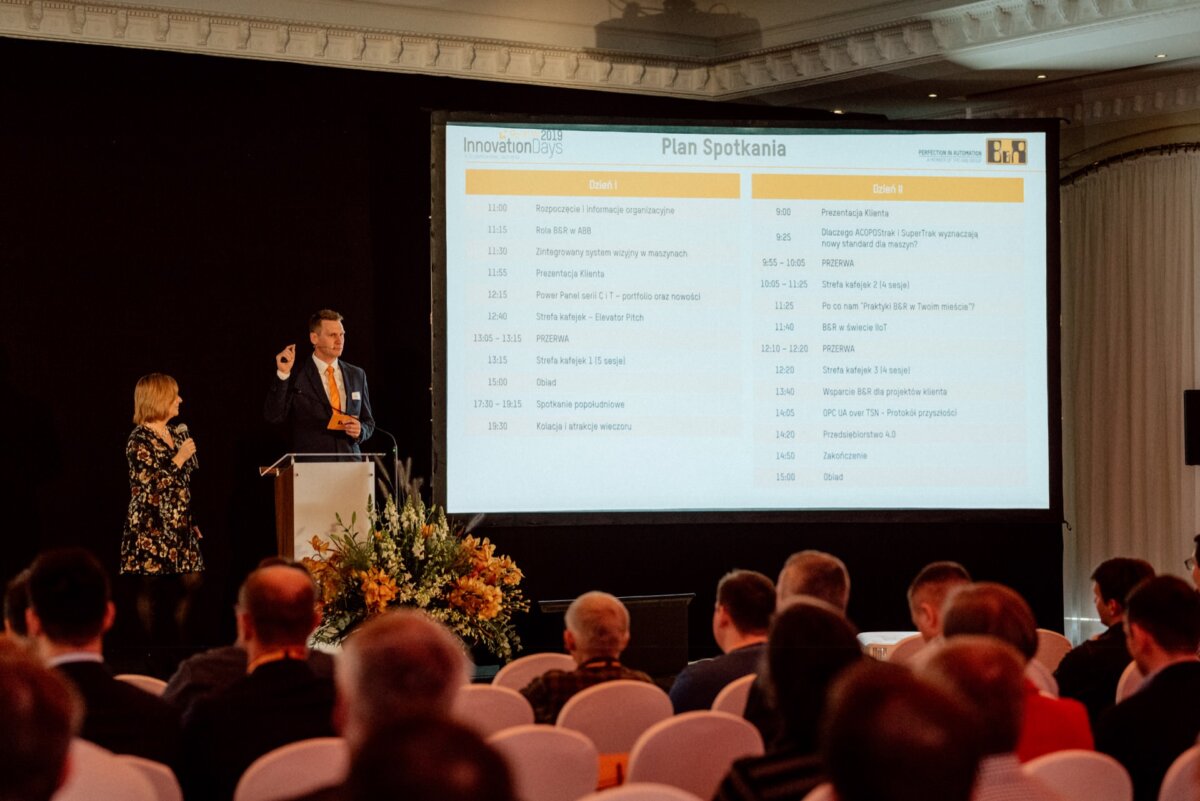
[0,640,79,801]
[346,717,515,801]
[237,565,318,647]
[906,561,972,610]
[766,599,862,746]
[565,591,630,656]
[27,548,110,646]
[132,372,180,425]
[941,582,1038,661]
[776,551,850,611]
[338,610,469,732]
[716,570,775,635]
[918,635,1026,755]
[4,569,31,637]
[1125,575,1200,654]
[1090,557,1155,608]
[309,309,344,333]
[822,661,981,801]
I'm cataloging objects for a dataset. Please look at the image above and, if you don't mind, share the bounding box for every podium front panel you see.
[290,461,375,561]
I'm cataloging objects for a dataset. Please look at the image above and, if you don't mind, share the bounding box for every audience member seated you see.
[941,581,1093,762]
[907,561,972,644]
[344,717,516,801]
[822,660,982,801]
[520,591,652,724]
[25,547,180,764]
[0,638,79,801]
[744,549,852,743]
[288,608,471,801]
[715,599,863,801]
[669,569,774,713]
[775,550,850,612]
[1055,557,1155,724]
[1095,575,1200,801]
[163,558,334,717]
[178,564,336,801]
[919,636,1067,801]
[4,568,31,645]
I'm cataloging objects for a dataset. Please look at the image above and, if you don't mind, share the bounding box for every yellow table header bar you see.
[753,174,1024,203]
[466,170,740,199]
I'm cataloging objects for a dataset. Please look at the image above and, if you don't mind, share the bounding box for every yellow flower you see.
[358,567,398,615]
[449,576,503,620]
[421,523,434,538]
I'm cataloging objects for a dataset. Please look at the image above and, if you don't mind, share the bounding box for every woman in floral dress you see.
[120,373,203,659]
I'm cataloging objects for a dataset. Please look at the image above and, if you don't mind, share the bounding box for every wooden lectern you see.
[261,454,378,560]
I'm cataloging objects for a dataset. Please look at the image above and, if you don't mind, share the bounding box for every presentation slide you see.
[439,119,1051,514]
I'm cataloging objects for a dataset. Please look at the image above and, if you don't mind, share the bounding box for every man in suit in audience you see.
[521,591,652,724]
[941,582,1093,762]
[25,547,180,764]
[822,660,982,801]
[0,638,78,801]
[1055,557,1155,724]
[1096,575,1200,801]
[163,558,334,718]
[669,569,774,713]
[287,609,471,801]
[907,561,972,643]
[178,564,336,801]
[919,636,1066,801]
[775,550,850,612]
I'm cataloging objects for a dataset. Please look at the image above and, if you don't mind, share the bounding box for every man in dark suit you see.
[265,309,375,454]
[25,548,180,764]
[1096,575,1200,801]
[1055,556,1154,723]
[179,563,336,801]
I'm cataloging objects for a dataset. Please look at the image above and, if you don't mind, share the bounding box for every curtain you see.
[1060,148,1200,643]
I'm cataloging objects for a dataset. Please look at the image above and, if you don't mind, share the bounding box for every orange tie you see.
[326,365,341,411]
[325,365,347,431]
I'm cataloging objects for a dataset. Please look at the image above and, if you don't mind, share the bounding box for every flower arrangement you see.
[302,467,527,660]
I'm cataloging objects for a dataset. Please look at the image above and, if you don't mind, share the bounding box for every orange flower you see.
[358,567,398,615]
[449,576,503,620]
[310,536,330,556]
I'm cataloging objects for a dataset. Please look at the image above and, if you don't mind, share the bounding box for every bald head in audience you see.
[941,581,1039,662]
[564,591,631,663]
[822,661,981,801]
[0,640,78,801]
[335,610,470,746]
[907,561,971,642]
[237,564,321,658]
[776,550,850,612]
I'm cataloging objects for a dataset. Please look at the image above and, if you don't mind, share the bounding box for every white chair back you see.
[1023,749,1132,801]
[54,739,157,801]
[232,737,349,801]
[490,724,599,801]
[556,680,673,754]
[800,782,834,801]
[1035,629,1074,672]
[578,782,703,801]
[627,710,764,799]
[1115,661,1144,703]
[710,673,756,715]
[115,673,169,696]
[494,653,577,691]
[885,634,926,664]
[115,755,183,801]
[454,683,536,737]
[1026,658,1060,696]
[1157,744,1200,801]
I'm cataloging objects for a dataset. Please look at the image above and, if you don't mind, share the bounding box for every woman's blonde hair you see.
[132,374,178,425]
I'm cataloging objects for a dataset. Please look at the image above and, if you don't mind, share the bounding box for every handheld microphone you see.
[176,423,199,468]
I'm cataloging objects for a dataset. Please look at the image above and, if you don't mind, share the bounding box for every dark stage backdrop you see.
[0,36,1063,664]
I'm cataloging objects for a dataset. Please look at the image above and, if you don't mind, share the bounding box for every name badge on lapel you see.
[352,391,362,400]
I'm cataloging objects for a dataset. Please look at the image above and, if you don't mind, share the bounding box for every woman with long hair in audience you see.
[120,373,204,671]
[715,597,864,801]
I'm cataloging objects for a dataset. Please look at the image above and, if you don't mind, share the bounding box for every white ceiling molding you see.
[1,0,1199,120]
